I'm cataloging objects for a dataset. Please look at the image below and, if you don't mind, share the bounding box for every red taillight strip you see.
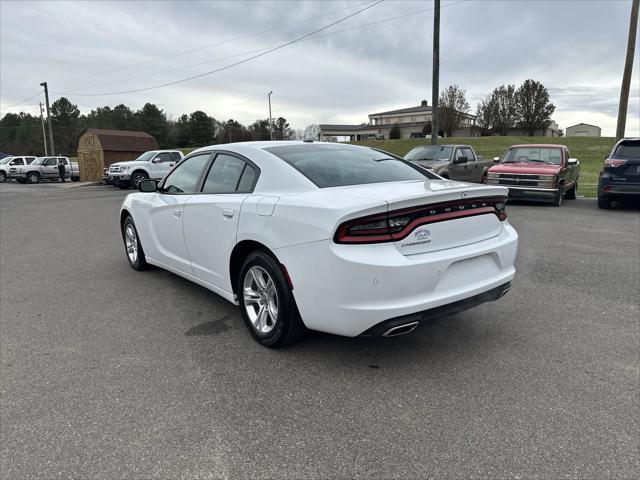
[335,196,507,244]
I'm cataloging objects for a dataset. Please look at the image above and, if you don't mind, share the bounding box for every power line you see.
[52,1,372,89]
[50,0,385,97]
[52,0,466,98]
[0,91,43,111]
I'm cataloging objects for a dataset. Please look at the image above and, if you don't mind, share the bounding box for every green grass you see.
[351,136,615,197]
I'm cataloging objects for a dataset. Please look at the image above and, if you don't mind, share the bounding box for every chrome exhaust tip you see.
[382,321,419,337]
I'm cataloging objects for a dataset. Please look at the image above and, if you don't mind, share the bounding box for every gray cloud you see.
[1,0,638,136]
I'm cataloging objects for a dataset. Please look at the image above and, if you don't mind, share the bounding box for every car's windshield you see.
[502,147,563,165]
[30,157,48,165]
[0,157,13,165]
[135,151,156,162]
[613,140,639,159]
[265,145,430,188]
[405,146,453,161]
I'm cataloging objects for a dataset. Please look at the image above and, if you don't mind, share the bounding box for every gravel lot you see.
[1,182,638,479]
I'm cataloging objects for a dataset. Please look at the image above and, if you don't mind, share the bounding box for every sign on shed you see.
[76,129,158,182]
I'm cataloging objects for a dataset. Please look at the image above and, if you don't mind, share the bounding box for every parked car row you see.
[103,150,184,189]
[0,156,79,183]
[405,139,639,209]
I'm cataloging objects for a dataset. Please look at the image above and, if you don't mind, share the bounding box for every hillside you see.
[351,136,615,197]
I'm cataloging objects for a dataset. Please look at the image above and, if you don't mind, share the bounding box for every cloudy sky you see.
[1,0,638,136]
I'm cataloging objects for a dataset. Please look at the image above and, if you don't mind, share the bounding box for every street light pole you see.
[40,81,55,155]
[431,0,440,145]
[39,102,48,155]
[268,91,274,141]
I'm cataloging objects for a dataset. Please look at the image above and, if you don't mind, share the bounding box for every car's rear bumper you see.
[275,223,518,337]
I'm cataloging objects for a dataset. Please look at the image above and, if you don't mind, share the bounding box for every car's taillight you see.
[335,197,507,244]
[604,157,627,168]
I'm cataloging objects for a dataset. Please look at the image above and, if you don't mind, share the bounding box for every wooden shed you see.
[76,128,158,182]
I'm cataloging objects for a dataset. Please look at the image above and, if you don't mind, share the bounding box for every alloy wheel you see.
[243,266,279,334]
[124,223,138,264]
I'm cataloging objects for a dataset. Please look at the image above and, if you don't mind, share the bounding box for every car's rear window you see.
[265,144,430,188]
[613,140,639,159]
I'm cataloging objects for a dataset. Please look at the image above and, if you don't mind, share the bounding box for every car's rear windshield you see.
[265,144,430,188]
[502,147,563,165]
[405,145,453,161]
[613,140,639,159]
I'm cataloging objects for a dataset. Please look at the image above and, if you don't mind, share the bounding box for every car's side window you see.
[154,152,172,163]
[237,164,257,192]
[12,158,24,165]
[463,148,475,161]
[455,149,465,161]
[170,152,182,162]
[202,154,253,194]
[58,158,68,165]
[161,153,211,194]
[26,157,35,164]
[44,158,57,166]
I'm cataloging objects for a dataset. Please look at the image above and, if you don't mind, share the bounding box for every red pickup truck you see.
[486,144,580,206]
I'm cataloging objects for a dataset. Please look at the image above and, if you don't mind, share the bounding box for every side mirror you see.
[568,158,578,165]
[138,179,158,192]
[453,156,468,164]
[493,156,501,163]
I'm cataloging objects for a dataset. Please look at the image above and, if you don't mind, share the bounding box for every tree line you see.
[0,97,294,156]
[387,78,556,139]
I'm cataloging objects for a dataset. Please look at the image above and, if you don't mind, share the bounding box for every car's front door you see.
[140,153,212,273]
[449,148,468,181]
[42,157,59,179]
[182,152,259,293]
[149,152,178,180]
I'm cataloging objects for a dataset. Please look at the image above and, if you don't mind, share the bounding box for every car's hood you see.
[411,160,448,170]
[111,160,142,167]
[489,163,561,175]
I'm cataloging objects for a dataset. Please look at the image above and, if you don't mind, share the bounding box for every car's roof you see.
[190,140,369,155]
[510,144,565,148]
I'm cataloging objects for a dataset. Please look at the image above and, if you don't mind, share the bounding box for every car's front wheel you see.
[565,180,578,200]
[122,215,148,270]
[238,251,305,348]
[553,185,564,206]
[130,171,148,188]
[0,172,6,183]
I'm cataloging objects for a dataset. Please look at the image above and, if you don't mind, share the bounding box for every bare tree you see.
[515,79,555,136]
[303,123,321,140]
[439,85,470,137]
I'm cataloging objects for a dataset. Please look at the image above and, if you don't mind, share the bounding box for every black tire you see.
[0,172,6,183]
[130,171,148,188]
[122,216,149,271]
[26,172,40,184]
[237,251,306,348]
[117,181,129,190]
[553,184,564,206]
[597,195,612,209]
[565,180,578,200]
[71,176,80,182]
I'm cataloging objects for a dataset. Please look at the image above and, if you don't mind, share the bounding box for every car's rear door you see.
[182,152,259,293]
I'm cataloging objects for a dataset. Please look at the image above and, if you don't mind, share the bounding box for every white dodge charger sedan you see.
[120,141,518,347]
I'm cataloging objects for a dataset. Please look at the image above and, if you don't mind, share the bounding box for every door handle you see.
[173,209,182,218]
[222,208,234,218]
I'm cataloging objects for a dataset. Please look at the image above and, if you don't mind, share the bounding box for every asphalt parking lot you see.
[1,182,638,479]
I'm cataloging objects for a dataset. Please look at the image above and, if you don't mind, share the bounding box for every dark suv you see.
[597,138,640,209]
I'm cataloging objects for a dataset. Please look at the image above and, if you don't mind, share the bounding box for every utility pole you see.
[40,82,55,155]
[39,102,48,155]
[616,0,639,141]
[268,91,274,141]
[431,0,440,145]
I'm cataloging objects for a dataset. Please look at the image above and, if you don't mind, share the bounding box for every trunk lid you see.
[334,180,509,255]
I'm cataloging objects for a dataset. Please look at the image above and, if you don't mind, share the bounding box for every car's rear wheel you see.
[238,251,305,348]
[0,172,6,183]
[597,195,612,209]
[27,172,40,184]
[122,216,148,270]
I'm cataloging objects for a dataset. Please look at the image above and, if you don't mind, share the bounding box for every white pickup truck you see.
[10,156,79,183]
[109,150,184,189]
[0,156,36,183]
